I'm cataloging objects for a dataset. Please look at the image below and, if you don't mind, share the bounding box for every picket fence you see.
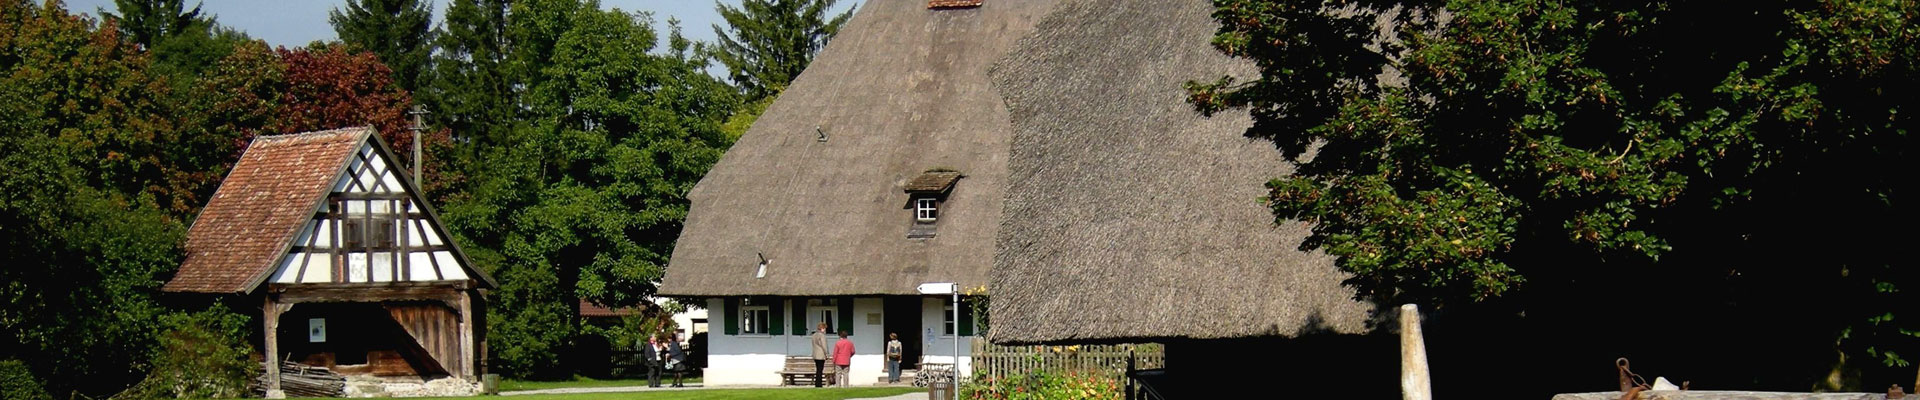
[968,338,1165,386]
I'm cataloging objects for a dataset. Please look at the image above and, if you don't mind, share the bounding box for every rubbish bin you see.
[481,374,501,395]
[927,381,952,400]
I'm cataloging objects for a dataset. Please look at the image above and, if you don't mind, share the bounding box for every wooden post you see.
[263,296,288,399]
[1399,304,1433,400]
[459,290,476,379]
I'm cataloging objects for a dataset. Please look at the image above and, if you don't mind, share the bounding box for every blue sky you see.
[64,0,861,49]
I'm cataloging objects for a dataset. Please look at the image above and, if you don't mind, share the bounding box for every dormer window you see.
[915,198,939,222]
[904,169,962,239]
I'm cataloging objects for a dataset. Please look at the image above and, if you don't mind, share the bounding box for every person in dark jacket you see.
[666,332,688,387]
[642,335,662,387]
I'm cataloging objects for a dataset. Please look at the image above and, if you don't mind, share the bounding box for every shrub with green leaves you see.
[0,360,52,400]
[962,369,1121,400]
[116,308,257,399]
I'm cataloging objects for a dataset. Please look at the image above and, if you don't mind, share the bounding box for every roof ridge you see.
[252,126,373,141]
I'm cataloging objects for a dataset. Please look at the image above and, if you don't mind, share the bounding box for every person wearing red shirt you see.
[832,331,855,387]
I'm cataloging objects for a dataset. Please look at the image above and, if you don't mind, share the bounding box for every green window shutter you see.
[837,296,854,334]
[959,296,975,337]
[792,297,809,335]
[723,298,738,335]
[768,297,785,335]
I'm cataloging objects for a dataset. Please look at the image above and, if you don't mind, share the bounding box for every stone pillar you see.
[1400,304,1432,400]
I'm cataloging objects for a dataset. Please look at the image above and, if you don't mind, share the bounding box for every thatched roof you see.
[904,171,963,193]
[658,0,1059,296]
[165,128,371,293]
[986,0,1375,344]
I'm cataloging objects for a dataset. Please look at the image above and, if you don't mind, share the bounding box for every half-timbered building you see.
[161,127,493,397]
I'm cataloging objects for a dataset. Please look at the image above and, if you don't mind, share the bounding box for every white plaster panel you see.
[433,252,468,280]
[370,253,394,282]
[300,255,334,283]
[406,253,441,281]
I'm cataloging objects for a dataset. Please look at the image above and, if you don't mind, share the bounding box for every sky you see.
[64,0,862,49]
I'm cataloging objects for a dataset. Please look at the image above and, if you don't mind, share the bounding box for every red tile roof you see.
[579,299,642,318]
[162,128,370,293]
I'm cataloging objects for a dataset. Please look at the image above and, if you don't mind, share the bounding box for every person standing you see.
[665,332,688,388]
[642,335,662,388]
[811,322,829,388]
[885,333,903,384]
[833,331,855,387]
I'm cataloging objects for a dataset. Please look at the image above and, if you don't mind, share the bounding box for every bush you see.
[962,369,1121,400]
[1,360,52,400]
[115,307,258,399]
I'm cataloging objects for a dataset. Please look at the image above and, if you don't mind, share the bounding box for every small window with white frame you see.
[942,301,956,336]
[915,198,938,222]
[807,298,838,333]
[741,300,771,335]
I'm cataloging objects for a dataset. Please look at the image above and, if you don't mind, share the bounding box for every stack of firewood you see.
[250,361,345,398]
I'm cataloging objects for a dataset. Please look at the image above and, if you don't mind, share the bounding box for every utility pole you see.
[407,105,428,187]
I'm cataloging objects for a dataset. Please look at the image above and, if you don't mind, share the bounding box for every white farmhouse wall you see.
[701,297,961,386]
[921,297,976,376]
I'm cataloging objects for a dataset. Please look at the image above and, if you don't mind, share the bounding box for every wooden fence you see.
[969,338,1164,386]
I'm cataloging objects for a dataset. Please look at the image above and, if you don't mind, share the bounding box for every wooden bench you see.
[777,356,838,386]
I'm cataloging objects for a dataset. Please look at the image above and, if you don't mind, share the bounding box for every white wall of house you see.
[920,297,976,377]
[701,296,973,386]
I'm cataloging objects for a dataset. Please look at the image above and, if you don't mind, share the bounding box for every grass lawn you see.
[500,377,703,391]
[298,387,923,400]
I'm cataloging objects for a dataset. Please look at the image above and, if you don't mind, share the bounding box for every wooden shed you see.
[161,127,493,396]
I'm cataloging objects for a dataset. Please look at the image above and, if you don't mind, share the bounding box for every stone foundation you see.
[341,376,480,398]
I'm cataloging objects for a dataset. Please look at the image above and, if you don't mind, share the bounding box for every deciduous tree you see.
[1192,0,1913,391]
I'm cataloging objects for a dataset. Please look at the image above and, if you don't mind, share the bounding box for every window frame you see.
[942,301,956,336]
[810,307,838,334]
[741,305,772,335]
[915,197,938,222]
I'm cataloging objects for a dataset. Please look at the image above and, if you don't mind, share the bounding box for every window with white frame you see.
[741,304,771,335]
[942,301,956,335]
[915,198,938,222]
[807,298,838,334]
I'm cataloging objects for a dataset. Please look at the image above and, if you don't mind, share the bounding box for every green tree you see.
[437,0,738,378]
[710,0,853,101]
[100,0,202,49]
[1192,0,1912,391]
[103,0,249,82]
[1,3,188,397]
[425,0,515,150]
[329,0,435,92]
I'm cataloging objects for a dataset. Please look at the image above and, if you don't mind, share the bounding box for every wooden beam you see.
[459,290,476,379]
[262,296,293,399]
[288,244,456,253]
[269,281,469,304]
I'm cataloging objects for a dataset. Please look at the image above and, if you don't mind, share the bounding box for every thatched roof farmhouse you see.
[661,0,1382,392]
[658,0,1056,386]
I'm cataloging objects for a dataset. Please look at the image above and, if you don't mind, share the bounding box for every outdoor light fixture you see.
[816,126,828,142]
[755,253,768,279]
